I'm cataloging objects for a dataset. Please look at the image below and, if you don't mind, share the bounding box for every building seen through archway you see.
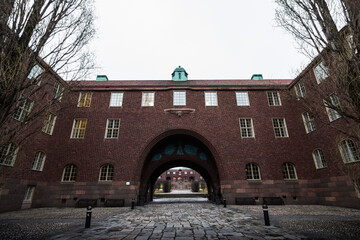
[155,167,207,191]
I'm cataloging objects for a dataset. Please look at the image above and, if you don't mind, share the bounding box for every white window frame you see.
[272,118,288,138]
[23,186,35,202]
[324,93,341,122]
[99,164,114,181]
[245,163,261,180]
[77,92,92,107]
[282,163,297,180]
[31,151,46,171]
[13,96,33,122]
[53,82,64,101]
[173,91,186,106]
[70,119,87,139]
[267,91,281,106]
[42,113,57,135]
[294,81,306,98]
[105,119,120,139]
[314,61,329,84]
[236,92,250,106]
[239,118,255,138]
[109,92,124,107]
[339,139,360,163]
[28,64,43,85]
[142,92,155,107]
[302,112,316,133]
[204,92,218,106]
[0,142,18,166]
[312,149,327,169]
[62,165,77,182]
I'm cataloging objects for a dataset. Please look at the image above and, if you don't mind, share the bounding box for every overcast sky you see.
[89,0,309,81]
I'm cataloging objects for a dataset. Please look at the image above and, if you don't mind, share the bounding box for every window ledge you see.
[284,180,299,184]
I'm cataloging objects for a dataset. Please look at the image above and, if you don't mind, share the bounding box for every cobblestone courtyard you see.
[0,203,360,240]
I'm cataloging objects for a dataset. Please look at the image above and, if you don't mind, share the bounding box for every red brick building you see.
[1,61,360,212]
[157,167,204,190]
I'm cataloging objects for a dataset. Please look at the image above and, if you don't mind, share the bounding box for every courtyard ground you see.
[0,202,359,239]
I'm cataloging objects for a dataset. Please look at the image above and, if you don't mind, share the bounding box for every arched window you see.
[245,163,261,180]
[62,164,77,182]
[31,151,46,171]
[99,164,114,181]
[339,139,359,163]
[282,163,297,180]
[0,142,18,166]
[312,149,327,169]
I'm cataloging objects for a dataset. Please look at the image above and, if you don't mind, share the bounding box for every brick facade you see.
[1,63,360,212]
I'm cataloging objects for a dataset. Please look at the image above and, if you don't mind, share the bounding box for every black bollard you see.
[263,204,270,226]
[223,198,227,208]
[131,198,135,209]
[85,206,92,228]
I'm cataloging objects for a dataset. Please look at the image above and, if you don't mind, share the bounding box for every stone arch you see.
[137,129,222,205]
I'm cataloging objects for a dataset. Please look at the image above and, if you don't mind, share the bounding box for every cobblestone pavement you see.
[48,203,305,240]
[0,203,360,240]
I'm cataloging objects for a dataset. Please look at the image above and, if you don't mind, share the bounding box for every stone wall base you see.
[1,176,360,212]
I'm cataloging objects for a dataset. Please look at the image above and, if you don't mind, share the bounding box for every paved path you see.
[1,203,360,239]
[48,203,305,240]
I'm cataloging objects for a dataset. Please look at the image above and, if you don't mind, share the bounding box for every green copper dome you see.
[172,66,188,81]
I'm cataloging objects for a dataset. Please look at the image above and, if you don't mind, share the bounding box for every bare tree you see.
[275,0,360,141]
[0,0,95,150]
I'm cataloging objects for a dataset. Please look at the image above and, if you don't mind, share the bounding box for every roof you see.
[71,79,293,91]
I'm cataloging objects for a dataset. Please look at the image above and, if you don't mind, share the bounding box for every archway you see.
[138,132,221,205]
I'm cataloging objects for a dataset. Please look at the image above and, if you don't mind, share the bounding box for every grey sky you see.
[89,0,309,80]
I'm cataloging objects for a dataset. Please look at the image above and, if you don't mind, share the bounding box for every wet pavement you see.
[0,202,359,240]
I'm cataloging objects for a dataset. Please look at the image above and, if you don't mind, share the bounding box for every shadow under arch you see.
[137,129,222,205]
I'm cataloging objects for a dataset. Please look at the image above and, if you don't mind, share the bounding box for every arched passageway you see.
[138,132,221,205]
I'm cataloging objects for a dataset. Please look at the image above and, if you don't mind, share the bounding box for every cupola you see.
[172,66,188,81]
[251,74,263,80]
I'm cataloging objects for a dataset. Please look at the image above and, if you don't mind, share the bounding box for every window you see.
[339,139,359,163]
[23,186,35,202]
[77,92,92,107]
[173,91,186,106]
[239,118,255,138]
[62,165,77,182]
[13,97,33,122]
[272,118,288,137]
[190,171,193,174]
[245,163,261,180]
[205,92,218,106]
[314,61,329,84]
[236,92,250,106]
[173,171,176,174]
[0,142,18,166]
[110,92,124,107]
[354,178,360,198]
[142,92,155,106]
[28,64,43,85]
[282,163,297,180]
[42,113,56,135]
[267,91,281,106]
[99,164,114,181]
[294,82,306,98]
[71,119,87,139]
[31,151,46,171]
[312,149,327,169]
[324,93,341,122]
[53,82,64,101]
[167,171,170,174]
[105,119,120,138]
[302,112,316,133]
[184,171,187,174]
